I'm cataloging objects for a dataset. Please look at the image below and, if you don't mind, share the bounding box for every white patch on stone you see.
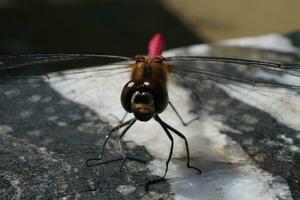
[219,84,300,131]
[27,94,42,103]
[27,130,42,137]
[116,185,136,195]
[0,125,13,134]
[220,33,298,53]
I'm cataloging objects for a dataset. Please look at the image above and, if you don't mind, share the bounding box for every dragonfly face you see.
[121,57,169,121]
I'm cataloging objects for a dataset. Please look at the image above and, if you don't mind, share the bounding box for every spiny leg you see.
[120,112,129,123]
[145,115,174,191]
[168,101,199,126]
[86,118,135,166]
[159,119,201,174]
[118,118,136,171]
[108,112,129,124]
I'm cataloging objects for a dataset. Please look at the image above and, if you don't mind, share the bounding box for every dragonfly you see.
[1,33,300,191]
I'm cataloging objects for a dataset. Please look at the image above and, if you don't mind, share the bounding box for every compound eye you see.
[121,80,142,112]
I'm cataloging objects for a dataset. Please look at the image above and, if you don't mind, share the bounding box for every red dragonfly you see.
[1,34,300,190]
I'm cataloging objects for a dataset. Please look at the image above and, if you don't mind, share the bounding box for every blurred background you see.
[0,0,299,55]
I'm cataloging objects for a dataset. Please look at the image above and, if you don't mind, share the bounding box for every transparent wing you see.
[0,54,131,130]
[1,55,297,198]
[0,58,135,177]
[0,53,132,71]
[0,59,150,198]
[0,53,133,94]
[167,56,300,77]
[167,57,300,130]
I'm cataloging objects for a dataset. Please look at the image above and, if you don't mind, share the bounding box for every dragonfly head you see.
[121,80,168,122]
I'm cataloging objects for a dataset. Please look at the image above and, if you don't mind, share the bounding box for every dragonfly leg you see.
[120,112,129,123]
[168,101,199,126]
[108,112,128,124]
[118,118,137,171]
[145,115,174,191]
[160,119,202,174]
[86,118,135,167]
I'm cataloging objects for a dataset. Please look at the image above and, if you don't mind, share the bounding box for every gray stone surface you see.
[0,78,174,199]
[179,34,300,199]
[1,32,300,199]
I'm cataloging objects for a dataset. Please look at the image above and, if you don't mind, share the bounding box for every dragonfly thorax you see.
[131,57,169,83]
[120,57,169,121]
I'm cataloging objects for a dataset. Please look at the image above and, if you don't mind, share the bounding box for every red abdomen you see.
[148,33,165,58]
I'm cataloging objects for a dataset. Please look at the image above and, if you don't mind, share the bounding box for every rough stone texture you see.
[209,45,300,200]
[174,34,300,199]
[0,78,174,199]
[1,32,300,199]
